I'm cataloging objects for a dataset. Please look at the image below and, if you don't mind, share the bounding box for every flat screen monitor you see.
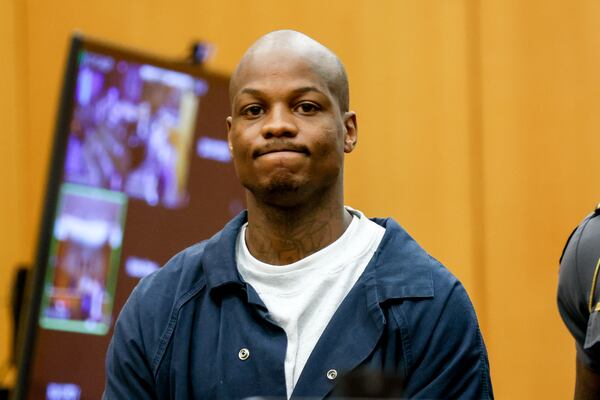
[13,35,245,399]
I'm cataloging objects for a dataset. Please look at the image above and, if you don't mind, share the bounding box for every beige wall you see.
[0,0,27,381]
[479,1,600,394]
[2,0,599,397]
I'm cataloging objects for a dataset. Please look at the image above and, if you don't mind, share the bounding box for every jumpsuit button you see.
[326,369,338,380]
[238,348,250,361]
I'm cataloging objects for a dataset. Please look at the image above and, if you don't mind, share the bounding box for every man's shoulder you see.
[139,240,208,293]
[131,211,247,308]
[129,240,211,318]
[374,218,487,382]
[372,217,460,293]
[108,239,213,379]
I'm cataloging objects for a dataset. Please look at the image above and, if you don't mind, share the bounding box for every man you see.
[558,204,600,399]
[104,30,493,399]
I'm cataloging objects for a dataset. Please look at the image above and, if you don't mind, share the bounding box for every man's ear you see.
[343,111,358,153]
[226,116,234,154]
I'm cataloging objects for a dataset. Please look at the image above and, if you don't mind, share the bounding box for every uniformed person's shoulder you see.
[560,203,600,267]
[575,205,600,271]
[558,203,600,372]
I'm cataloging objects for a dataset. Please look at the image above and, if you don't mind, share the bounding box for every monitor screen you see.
[14,35,245,399]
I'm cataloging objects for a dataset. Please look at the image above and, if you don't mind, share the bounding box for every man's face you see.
[227,50,357,207]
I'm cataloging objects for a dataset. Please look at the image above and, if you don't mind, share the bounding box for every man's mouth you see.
[253,144,309,158]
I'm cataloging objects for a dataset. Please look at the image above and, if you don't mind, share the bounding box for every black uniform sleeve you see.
[558,212,600,372]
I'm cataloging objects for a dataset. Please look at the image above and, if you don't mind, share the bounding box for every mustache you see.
[253,142,310,158]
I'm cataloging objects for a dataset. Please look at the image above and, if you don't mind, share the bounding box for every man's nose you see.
[260,105,298,139]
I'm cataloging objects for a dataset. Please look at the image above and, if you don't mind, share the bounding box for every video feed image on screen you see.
[40,183,126,335]
[64,50,206,208]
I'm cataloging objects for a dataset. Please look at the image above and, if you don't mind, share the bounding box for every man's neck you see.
[244,196,352,266]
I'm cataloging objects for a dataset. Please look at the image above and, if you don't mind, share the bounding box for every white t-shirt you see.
[236,208,385,398]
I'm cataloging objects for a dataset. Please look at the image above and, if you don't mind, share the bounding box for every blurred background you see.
[1,0,599,398]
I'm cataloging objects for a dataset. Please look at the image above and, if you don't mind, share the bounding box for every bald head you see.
[229,30,349,112]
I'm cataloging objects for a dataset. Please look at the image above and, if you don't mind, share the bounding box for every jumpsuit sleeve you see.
[103,285,157,400]
[401,274,493,399]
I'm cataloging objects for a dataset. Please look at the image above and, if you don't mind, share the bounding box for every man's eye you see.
[296,103,320,114]
[243,105,264,117]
